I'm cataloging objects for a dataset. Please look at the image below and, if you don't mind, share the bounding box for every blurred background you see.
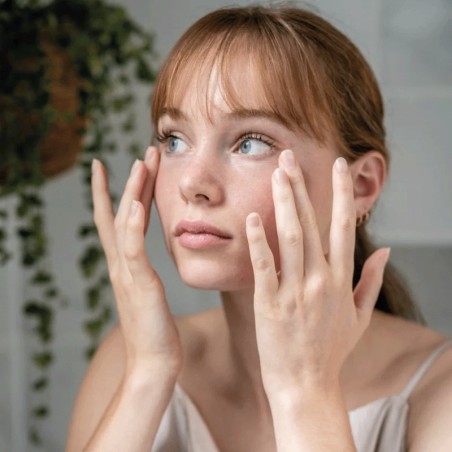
[0,0,451,450]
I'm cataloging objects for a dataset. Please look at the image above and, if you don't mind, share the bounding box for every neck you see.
[220,288,271,413]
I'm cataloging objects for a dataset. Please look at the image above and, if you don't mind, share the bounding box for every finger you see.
[279,150,325,274]
[115,159,147,254]
[91,159,118,264]
[246,213,278,307]
[124,200,160,289]
[272,167,304,285]
[354,248,390,323]
[328,157,356,283]
[141,146,160,233]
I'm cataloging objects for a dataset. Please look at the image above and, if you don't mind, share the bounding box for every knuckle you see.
[254,256,273,272]
[307,273,329,294]
[283,229,302,246]
[299,211,317,229]
[293,285,305,303]
[124,244,141,261]
[280,300,297,317]
[339,216,354,231]
[249,230,263,245]
[108,264,121,284]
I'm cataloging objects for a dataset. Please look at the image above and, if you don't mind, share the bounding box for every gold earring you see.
[356,211,370,227]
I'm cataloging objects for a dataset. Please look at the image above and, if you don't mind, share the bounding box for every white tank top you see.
[151,339,452,452]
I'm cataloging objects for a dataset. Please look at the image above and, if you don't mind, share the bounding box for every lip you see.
[174,220,232,249]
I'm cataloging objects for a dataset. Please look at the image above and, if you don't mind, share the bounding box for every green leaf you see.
[32,377,48,391]
[33,351,53,369]
[31,270,52,284]
[85,345,96,360]
[84,318,103,338]
[32,405,49,418]
[23,301,49,317]
[79,245,104,277]
[86,286,100,310]
[78,224,97,238]
[29,427,42,446]
[44,287,58,299]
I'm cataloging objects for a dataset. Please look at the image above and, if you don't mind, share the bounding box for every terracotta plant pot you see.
[0,35,86,186]
[38,37,86,178]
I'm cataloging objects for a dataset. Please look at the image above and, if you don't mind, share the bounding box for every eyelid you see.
[155,129,177,143]
[234,132,276,156]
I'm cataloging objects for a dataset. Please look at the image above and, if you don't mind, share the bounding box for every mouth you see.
[174,220,232,238]
[174,220,232,249]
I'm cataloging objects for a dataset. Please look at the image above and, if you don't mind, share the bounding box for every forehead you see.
[152,28,332,144]
[160,52,281,125]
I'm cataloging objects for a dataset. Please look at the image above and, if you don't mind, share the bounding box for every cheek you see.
[237,175,280,268]
[304,174,334,254]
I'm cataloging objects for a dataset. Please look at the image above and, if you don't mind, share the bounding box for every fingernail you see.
[91,159,99,175]
[130,200,139,216]
[274,168,289,185]
[282,149,296,168]
[335,157,348,174]
[383,247,391,265]
[131,159,140,175]
[247,213,260,227]
[145,146,154,162]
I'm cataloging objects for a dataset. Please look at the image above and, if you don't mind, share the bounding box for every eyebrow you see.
[158,107,189,121]
[228,109,289,127]
[157,107,289,128]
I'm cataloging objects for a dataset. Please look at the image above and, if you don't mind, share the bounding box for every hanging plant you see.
[0,0,157,447]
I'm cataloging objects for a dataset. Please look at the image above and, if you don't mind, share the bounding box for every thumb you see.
[354,247,391,322]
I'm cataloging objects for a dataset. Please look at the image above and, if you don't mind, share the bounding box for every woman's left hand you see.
[246,149,390,399]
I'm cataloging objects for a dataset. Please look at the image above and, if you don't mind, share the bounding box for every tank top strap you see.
[400,338,452,399]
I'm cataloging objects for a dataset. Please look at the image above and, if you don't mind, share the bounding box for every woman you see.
[66,5,452,451]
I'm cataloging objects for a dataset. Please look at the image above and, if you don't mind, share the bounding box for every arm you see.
[66,147,182,451]
[65,326,177,452]
[246,150,389,451]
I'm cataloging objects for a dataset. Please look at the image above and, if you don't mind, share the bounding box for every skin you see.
[65,74,452,452]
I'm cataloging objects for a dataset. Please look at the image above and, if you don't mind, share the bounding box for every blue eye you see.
[238,137,273,156]
[167,136,188,153]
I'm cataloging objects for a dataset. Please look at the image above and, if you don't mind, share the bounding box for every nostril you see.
[195,193,210,201]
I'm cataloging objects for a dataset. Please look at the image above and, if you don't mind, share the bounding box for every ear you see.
[349,151,387,218]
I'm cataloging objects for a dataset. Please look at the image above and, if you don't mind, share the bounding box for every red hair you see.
[151,5,423,322]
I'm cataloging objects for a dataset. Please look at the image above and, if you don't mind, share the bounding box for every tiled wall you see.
[1,0,451,450]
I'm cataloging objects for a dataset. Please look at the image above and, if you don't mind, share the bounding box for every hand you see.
[91,146,182,378]
[246,150,390,397]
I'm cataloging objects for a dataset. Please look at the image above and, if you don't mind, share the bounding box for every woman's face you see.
[154,76,339,292]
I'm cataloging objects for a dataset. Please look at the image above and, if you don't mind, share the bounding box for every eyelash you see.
[236,132,275,151]
[155,129,176,144]
[155,129,276,153]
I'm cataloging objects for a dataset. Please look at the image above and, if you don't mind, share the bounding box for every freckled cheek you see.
[237,176,280,265]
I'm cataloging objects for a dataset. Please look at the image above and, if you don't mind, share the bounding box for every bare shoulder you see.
[403,322,452,450]
[373,312,452,450]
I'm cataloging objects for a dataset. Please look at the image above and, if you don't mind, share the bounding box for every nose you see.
[179,153,225,206]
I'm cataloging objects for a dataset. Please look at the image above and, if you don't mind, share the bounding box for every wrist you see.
[124,362,180,390]
[266,376,343,413]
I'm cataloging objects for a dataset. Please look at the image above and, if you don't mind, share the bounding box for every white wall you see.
[1,0,451,450]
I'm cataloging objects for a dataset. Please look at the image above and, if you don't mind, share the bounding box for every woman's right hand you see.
[91,146,183,379]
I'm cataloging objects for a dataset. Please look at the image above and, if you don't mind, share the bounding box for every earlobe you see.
[349,151,387,218]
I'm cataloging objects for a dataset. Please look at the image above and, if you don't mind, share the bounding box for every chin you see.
[177,262,254,292]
